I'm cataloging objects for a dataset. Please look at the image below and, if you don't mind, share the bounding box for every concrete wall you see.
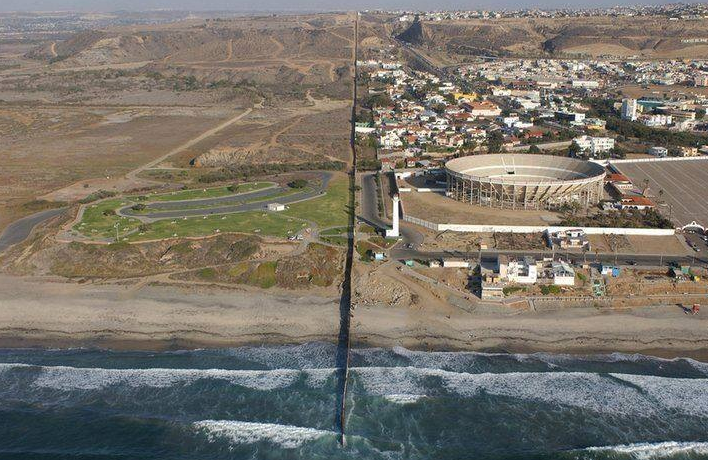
[403,215,676,236]
[605,156,708,167]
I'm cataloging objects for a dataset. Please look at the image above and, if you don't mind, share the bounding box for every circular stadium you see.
[445,154,606,210]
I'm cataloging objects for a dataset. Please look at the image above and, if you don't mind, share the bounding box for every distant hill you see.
[395,16,708,59]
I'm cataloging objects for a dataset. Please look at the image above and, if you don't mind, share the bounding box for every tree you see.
[528,145,541,154]
[610,146,626,159]
[288,179,309,189]
[486,131,504,153]
[568,141,582,157]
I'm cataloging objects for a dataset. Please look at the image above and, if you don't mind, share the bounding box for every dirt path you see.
[269,36,285,57]
[49,42,58,58]
[125,107,253,181]
[219,39,234,63]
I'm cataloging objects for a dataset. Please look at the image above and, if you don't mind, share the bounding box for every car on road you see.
[625,260,637,266]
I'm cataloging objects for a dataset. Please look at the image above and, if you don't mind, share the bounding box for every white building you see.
[621,98,638,121]
[573,135,615,155]
[648,146,668,157]
[552,261,576,286]
[500,256,538,284]
[380,131,403,149]
[642,114,672,127]
[267,203,285,212]
[571,80,599,89]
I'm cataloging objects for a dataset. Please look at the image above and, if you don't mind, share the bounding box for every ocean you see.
[0,343,707,460]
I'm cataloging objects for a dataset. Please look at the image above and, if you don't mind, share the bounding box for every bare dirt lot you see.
[400,189,562,226]
[587,234,689,255]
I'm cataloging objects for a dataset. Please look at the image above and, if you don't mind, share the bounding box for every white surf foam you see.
[352,367,708,416]
[194,419,333,449]
[220,342,337,369]
[383,394,426,404]
[584,441,708,459]
[0,363,336,391]
[610,373,708,417]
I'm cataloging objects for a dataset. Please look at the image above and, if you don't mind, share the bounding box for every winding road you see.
[119,172,332,221]
[0,208,67,253]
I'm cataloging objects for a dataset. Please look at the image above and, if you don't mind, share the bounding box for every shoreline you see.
[1,335,708,363]
[0,275,707,361]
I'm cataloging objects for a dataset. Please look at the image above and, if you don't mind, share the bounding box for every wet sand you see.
[0,275,707,360]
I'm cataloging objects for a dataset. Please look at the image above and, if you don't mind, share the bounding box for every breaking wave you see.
[0,363,335,391]
[351,367,708,415]
[194,420,334,449]
[582,441,708,459]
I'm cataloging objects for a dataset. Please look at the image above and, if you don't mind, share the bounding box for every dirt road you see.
[125,107,253,181]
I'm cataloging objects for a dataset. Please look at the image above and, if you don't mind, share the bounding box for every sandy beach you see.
[0,274,707,359]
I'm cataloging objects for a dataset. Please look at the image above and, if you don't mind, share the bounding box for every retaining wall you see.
[403,215,676,236]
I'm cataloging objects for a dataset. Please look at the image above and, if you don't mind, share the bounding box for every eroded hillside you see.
[396,16,708,59]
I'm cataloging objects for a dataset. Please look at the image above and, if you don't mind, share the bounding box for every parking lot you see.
[614,159,708,227]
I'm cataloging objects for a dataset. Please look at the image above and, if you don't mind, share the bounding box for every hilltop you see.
[395,16,708,60]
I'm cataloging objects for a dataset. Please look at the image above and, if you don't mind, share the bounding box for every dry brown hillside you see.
[0,13,355,231]
[396,16,708,59]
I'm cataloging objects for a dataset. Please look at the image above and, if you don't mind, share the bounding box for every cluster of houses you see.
[390,3,708,21]
[621,97,704,132]
[480,255,577,300]
[359,52,708,172]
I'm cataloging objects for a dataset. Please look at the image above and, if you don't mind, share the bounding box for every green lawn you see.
[320,226,349,236]
[284,175,350,229]
[73,174,351,243]
[134,182,274,202]
[73,199,142,240]
[143,186,307,212]
[321,235,349,246]
[125,212,305,242]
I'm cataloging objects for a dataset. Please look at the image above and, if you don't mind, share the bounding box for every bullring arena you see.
[445,154,606,210]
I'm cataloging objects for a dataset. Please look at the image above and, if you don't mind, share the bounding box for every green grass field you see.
[125,212,305,241]
[134,182,274,202]
[74,199,142,240]
[74,174,350,242]
[284,175,350,229]
[319,226,349,236]
[140,186,308,213]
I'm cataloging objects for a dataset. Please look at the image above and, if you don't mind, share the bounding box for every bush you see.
[227,182,240,192]
[198,267,217,280]
[102,209,116,216]
[79,190,116,204]
[131,203,146,211]
[503,286,525,296]
[288,179,309,189]
[540,285,562,295]
[20,199,67,212]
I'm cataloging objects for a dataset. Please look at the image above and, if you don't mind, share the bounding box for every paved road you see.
[359,171,424,247]
[0,208,67,252]
[120,172,332,221]
[390,247,708,268]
